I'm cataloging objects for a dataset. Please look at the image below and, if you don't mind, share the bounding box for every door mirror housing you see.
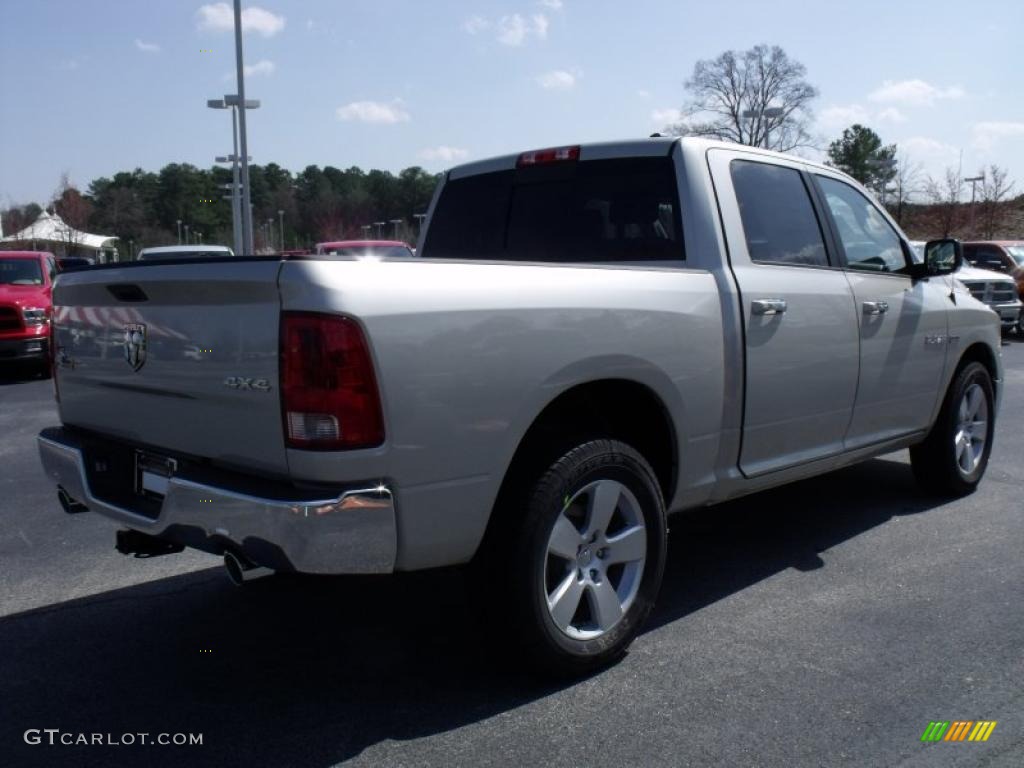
[922,238,962,276]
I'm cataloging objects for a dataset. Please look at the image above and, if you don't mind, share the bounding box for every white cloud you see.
[494,13,548,45]
[876,107,907,123]
[336,100,410,124]
[497,14,528,45]
[532,14,549,39]
[650,108,683,125]
[971,121,1024,152]
[637,89,651,99]
[462,15,490,35]
[539,0,564,9]
[537,69,577,90]
[196,3,286,37]
[418,146,470,163]
[818,104,871,130]
[868,79,964,107]
[224,59,275,80]
[899,136,960,162]
[134,39,160,53]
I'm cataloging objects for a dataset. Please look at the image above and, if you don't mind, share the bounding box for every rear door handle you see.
[751,299,787,316]
[862,301,889,315]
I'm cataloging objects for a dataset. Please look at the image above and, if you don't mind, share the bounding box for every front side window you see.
[729,160,829,267]
[421,157,683,262]
[816,176,907,274]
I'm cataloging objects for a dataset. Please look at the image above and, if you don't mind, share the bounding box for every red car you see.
[0,251,57,374]
[314,239,415,258]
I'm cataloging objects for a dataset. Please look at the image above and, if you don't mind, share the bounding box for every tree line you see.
[2,163,441,256]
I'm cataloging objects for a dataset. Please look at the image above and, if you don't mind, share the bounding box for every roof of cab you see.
[0,250,54,259]
[137,245,234,255]
[445,136,839,181]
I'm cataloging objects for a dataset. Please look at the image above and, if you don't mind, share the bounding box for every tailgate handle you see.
[106,284,149,302]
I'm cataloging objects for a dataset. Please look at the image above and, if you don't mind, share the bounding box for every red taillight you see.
[516,145,580,168]
[280,312,384,450]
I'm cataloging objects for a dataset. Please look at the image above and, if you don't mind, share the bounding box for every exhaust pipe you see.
[57,487,88,514]
[223,550,273,586]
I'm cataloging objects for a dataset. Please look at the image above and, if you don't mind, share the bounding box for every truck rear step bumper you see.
[37,429,397,574]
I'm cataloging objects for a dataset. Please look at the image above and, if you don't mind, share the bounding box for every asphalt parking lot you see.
[1,338,1022,768]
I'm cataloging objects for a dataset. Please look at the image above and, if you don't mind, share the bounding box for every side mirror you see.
[922,238,962,276]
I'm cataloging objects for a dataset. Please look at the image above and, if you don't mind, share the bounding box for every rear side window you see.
[730,160,829,268]
[421,157,683,262]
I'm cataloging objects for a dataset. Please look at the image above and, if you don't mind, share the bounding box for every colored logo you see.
[921,721,997,742]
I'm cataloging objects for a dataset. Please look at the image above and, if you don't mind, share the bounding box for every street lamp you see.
[964,174,984,233]
[278,210,285,252]
[184,224,190,244]
[413,213,427,238]
[229,0,257,256]
[209,96,258,254]
[373,221,386,239]
[389,219,404,240]
[176,219,182,245]
[360,225,372,238]
[741,106,784,149]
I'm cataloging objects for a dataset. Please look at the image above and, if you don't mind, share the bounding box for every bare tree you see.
[51,173,93,257]
[976,165,1015,239]
[890,150,923,225]
[923,167,963,237]
[666,44,818,151]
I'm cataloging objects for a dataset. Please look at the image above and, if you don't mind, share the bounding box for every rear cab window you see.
[421,156,683,263]
[728,160,830,268]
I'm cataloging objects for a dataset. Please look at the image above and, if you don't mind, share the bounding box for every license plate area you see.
[135,450,177,500]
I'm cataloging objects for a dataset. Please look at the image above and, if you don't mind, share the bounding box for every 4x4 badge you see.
[123,323,147,371]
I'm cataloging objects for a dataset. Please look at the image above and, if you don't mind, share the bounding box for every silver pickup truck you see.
[37,138,1002,674]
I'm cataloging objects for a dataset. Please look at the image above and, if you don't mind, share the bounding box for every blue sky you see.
[1,0,1022,206]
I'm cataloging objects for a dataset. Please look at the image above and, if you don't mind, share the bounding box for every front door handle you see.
[751,299,787,316]
[862,301,889,315]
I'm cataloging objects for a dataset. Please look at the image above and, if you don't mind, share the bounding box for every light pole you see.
[964,174,984,233]
[210,96,258,254]
[129,239,134,260]
[278,210,284,252]
[232,0,255,255]
[741,106,784,149]
[413,213,427,239]
[360,225,372,238]
[389,219,404,240]
[184,224,190,244]
[176,219,182,245]
[374,221,386,239]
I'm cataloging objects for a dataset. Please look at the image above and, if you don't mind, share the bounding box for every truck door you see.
[809,173,949,447]
[708,149,860,477]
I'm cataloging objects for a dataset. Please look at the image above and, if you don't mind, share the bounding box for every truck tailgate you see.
[52,260,288,476]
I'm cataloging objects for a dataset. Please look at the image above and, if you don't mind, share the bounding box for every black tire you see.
[910,361,995,496]
[482,439,667,676]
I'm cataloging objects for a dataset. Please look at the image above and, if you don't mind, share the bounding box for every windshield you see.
[319,246,414,258]
[1007,246,1024,264]
[0,258,43,285]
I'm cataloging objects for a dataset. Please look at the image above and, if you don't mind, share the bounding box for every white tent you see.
[1,209,119,262]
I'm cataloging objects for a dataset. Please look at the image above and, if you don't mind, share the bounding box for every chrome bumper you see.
[37,431,397,574]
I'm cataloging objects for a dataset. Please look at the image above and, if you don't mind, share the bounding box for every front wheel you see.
[486,439,668,675]
[911,361,995,495]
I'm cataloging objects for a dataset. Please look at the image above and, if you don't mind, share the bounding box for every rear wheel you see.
[910,361,994,495]
[483,439,667,675]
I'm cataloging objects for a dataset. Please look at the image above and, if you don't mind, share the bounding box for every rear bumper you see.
[0,335,48,360]
[37,428,397,574]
